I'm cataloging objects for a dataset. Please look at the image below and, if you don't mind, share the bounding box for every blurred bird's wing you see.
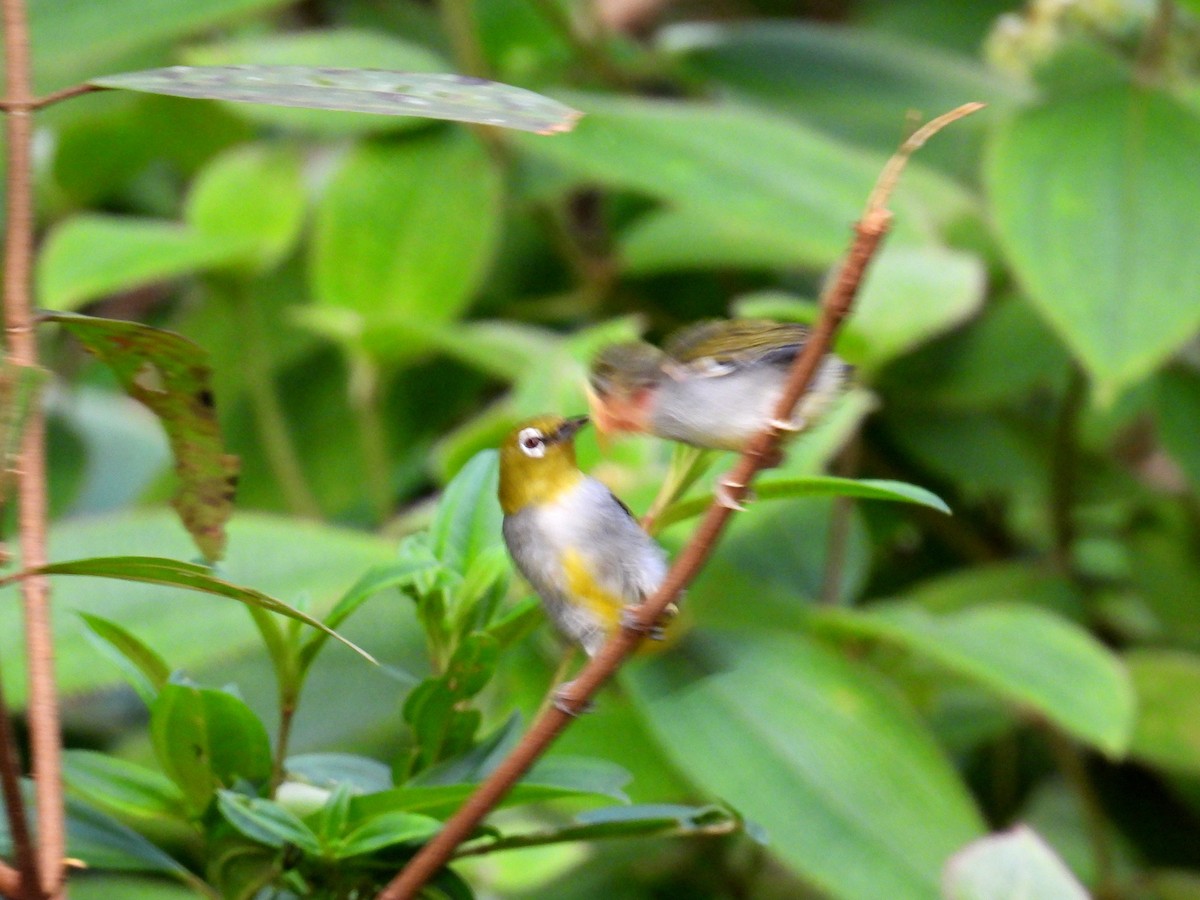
[664,319,810,372]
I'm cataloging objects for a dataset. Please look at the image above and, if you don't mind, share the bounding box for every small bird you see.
[587,319,850,453]
[499,414,669,660]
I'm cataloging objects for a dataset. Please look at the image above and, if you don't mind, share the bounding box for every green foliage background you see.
[4,0,1200,897]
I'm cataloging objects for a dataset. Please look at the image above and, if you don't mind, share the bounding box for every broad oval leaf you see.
[37,215,252,312]
[943,825,1089,900]
[63,750,188,827]
[819,602,1133,756]
[151,684,273,814]
[185,143,306,271]
[657,475,950,531]
[516,92,968,273]
[310,129,503,350]
[1125,649,1200,774]
[987,84,1200,397]
[91,66,582,134]
[627,633,985,900]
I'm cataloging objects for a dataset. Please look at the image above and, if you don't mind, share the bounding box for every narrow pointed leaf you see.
[657,475,949,530]
[43,312,239,562]
[91,67,582,134]
[216,791,321,855]
[77,611,171,703]
[13,555,373,662]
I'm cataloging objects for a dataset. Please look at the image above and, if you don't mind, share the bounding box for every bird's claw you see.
[769,417,802,433]
[716,478,747,510]
[620,602,679,641]
[552,681,594,716]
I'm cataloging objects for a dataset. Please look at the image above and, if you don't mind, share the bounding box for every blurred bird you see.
[587,319,850,453]
[498,415,670,667]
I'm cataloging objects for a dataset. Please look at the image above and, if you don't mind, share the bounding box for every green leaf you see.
[92,67,582,134]
[401,634,500,775]
[428,449,503,573]
[657,475,950,531]
[150,683,273,814]
[627,633,985,900]
[516,92,965,273]
[0,510,395,708]
[29,0,291,94]
[986,84,1200,397]
[285,753,393,794]
[1155,366,1200,492]
[77,611,171,703]
[819,602,1133,756]
[216,790,322,855]
[183,28,449,134]
[37,215,251,311]
[299,557,439,670]
[332,810,441,858]
[844,245,987,371]
[16,555,373,663]
[1125,649,1200,774]
[185,143,306,272]
[661,20,1020,173]
[43,312,239,562]
[63,750,189,829]
[943,825,1089,900]
[310,130,503,345]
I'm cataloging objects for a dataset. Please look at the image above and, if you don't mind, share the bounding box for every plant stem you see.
[530,0,633,89]
[380,99,986,900]
[0,668,38,899]
[269,691,298,797]
[2,0,64,892]
[452,814,740,858]
[437,0,489,79]
[819,437,860,605]
[1050,365,1086,573]
[229,281,321,519]
[348,354,392,524]
[1045,727,1116,897]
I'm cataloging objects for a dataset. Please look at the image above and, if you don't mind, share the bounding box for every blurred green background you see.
[4,0,1200,897]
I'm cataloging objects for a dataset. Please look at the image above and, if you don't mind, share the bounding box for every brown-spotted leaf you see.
[44,312,238,562]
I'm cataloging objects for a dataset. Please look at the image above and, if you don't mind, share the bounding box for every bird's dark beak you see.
[554,415,590,443]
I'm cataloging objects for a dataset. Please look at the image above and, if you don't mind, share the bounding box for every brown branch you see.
[0,668,38,900]
[379,101,985,900]
[3,0,65,894]
[0,83,104,112]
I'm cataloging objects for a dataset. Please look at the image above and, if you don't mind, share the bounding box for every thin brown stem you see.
[3,0,64,893]
[0,668,38,900]
[1045,727,1116,899]
[437,0,489,79]
[380,101,986,900]
[529,0,633,89]
[0,82,104,112]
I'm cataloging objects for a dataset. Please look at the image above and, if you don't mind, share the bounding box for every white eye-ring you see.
[517,427,547,458]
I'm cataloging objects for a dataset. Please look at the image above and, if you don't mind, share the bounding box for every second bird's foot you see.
[552,680,595,716]
[620,604,676,641]
[716,478,748,510]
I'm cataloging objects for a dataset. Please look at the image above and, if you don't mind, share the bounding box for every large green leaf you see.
[93,67,581,134]
[661,20,1020,174]
[28,0,290,93]
[150,683,273,814]
[37,215,252,312]
[183,28,449,134]
[943,826,1089,900]
[987,84,1200,397]
[516,92,966,273]
[310,129,503,348]
[44,312,239,562]
[0,510,395,706]
[819,602,1133,755]
[185,144,306,272]
[63,750,189,830]
[844,245,987,371]
[627,633,985,900]
[1124,649,1200,774]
